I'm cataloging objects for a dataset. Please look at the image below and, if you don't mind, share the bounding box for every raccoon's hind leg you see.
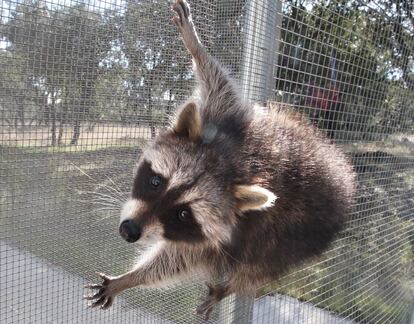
[171,0,233,90]
[172,0,247,129]
[172,0,204,64]
[196,282,232,320]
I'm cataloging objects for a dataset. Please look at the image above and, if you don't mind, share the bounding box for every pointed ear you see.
[173,101,202,141]
[234,184,277,212]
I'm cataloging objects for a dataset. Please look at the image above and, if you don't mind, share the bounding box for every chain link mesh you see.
[1,0,413,323]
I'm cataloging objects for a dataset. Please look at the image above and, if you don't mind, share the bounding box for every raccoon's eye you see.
[150,175,161,189]
[177,209,191,222]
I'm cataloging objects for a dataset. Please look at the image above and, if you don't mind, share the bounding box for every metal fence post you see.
[409,301,414,324]
[217,0,282,323]
[240,0,282,104]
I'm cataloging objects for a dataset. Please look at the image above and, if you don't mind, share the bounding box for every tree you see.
[119,0,192,137]
[275,0,414,139]
[58,5,114,144]
[358,0,414,88]
[1,1,113,145]
[0,51,38,128]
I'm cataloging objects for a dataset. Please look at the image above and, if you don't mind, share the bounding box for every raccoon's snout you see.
[119,220,142,243]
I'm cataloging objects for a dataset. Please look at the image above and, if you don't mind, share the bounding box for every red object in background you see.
[306,81,339,111]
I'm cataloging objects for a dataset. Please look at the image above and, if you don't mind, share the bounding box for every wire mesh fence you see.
[0,0,413,323]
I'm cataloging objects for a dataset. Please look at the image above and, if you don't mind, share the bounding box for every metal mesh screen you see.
[1,0,413,323]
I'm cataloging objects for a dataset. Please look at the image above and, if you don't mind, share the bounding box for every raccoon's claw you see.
[196,298,216,321]
[83,272,116,310]
[195,283,217,320]
[83,283,102,290]
[172,0,191,27]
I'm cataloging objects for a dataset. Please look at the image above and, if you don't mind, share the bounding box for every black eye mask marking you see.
[131,161,205,242]
[132,161,167,199]
[160,204,204,243]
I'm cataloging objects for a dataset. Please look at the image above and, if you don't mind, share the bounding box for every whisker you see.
[70,162,97,181]
[91,213,118,224]
[76,199,121,209]
[105,175,129,200]
[82,201,120,208]
[98,183,128,202]
[71,162,128,202]
[79,207,119,217]
[81,190,121,201]
[77,197,119,204]
[89,197,121,206]
[80,191,123,205]
[81,208,120,225]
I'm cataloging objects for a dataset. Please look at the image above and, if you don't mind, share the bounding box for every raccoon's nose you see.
[119,220,142,243]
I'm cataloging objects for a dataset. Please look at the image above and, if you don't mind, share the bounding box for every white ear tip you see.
[251,185,278,209]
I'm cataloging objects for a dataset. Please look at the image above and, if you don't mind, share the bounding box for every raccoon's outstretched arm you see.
[172,0,247,124]
[84,244,198,309]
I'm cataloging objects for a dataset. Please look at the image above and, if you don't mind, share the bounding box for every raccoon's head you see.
[119,102,276,249]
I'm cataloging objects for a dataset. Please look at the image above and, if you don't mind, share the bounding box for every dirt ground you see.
[0,124,159,148]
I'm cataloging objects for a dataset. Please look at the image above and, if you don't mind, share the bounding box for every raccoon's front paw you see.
[84,272,119,309]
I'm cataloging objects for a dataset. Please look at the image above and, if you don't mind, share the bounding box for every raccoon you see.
[84,0,356,319]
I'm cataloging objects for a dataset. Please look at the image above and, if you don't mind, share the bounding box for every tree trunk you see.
[50,92,57,146]
[58,122,64,145]
[150,122,156,138]
[167,89,173,118]
[19,103,25,127]
[70,118,81,145]
[71,80,94,145]
[58,93,69,145]
[51,122,56,146]
[148,75,156,139]
[51,121,57,146]
[1,105,11,126]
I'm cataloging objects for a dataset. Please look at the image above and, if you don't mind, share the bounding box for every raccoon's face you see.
[119,102,276,249]
[119,139,237,248]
